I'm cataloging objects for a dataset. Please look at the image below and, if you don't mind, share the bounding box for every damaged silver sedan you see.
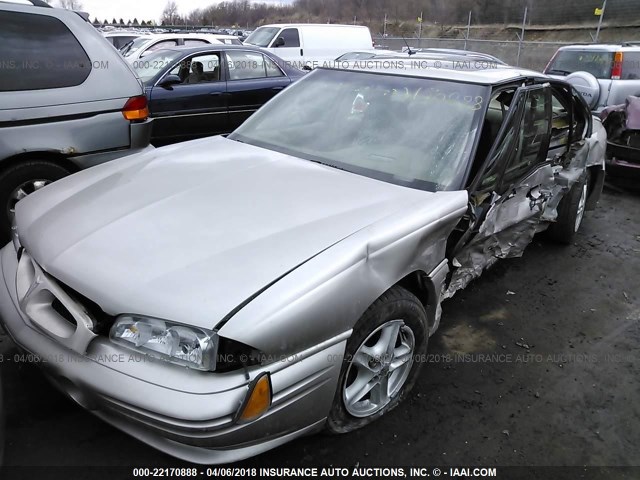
[0,64,605,463]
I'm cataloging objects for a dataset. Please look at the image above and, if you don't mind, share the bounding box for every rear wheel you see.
[326,286,428,434]
[0,160,71,244]
[547,170,590,244]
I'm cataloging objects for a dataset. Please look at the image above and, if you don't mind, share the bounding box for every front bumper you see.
[0,244,345,463]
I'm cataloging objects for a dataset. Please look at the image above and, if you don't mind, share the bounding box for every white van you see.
[244,24,374,69]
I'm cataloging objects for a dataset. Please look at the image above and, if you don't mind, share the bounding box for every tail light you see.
[611,51,624,80]
[122,95,149,121]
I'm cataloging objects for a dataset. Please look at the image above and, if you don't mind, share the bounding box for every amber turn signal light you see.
[237,373,272,423]
[122,95,149,121]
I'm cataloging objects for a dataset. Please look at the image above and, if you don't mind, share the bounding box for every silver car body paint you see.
[0,131,467,461]
[0,65,606,463]
[14,137,466,336]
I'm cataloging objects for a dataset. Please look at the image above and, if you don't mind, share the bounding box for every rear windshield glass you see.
[120,37,151,57]
[546,50,613,79]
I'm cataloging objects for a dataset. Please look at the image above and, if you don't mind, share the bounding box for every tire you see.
[326,285,428,434]
[547,170,590,244]
[0,160,71,244]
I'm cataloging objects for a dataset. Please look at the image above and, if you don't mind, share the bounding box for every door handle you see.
[209,92,222,96]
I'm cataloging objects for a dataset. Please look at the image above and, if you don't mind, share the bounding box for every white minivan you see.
[244,24,374,68]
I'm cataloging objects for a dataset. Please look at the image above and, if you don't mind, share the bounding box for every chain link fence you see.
[368,1,640,71]
[378,37,570,71]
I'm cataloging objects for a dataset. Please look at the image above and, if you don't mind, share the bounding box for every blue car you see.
[132,45,305,146]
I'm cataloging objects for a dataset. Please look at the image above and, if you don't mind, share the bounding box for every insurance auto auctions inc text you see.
[254,467,497,477]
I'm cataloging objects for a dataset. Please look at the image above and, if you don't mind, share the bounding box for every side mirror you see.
[159,74,182,89]
[273,37,285,48]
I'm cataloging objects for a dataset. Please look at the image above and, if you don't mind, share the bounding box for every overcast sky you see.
[73,0,293,23]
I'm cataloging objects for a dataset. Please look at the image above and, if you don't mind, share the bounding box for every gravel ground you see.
[0,188,638,476]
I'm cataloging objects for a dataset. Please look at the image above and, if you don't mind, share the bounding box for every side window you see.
[170,53,221,84]
[571,88,589,142]
[278,28,300,48]
[478,116,521,191]
[473,89,517,190]
[622,52,640,80]
[0,10,91,91]
[226,51,267,80]
[549,89,572,150]
[501,88,551,189]
[265,55,285,77]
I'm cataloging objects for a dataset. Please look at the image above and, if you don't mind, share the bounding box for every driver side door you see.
[446,84,554,295]
[148,52,229,146]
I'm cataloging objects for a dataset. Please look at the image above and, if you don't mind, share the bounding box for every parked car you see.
[0,1,152,243]
[335,49,396,61]
[209,34,244,46]
[119,33,230,64]
[0,63,605,464]
[244,24,374,68]
[132,46,305,145]
[407,48,507,65]
[102,30,148,50]
[371,50,508,70]
[545,44,640,112]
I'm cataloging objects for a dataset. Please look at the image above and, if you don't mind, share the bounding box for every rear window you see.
[622,52,640,80]
[111,36,138,50]
[0,11,92,91]
[547,50,613,79]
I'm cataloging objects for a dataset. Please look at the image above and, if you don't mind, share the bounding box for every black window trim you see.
[470,83,553,194]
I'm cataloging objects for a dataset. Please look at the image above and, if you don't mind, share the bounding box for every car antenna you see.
[402,36,416,56]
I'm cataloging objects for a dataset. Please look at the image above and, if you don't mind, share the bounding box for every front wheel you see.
[0,160,71,244]
[326,286,428,434]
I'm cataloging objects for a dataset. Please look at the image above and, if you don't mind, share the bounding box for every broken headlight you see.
[109,315,218,371]
[215,336,265,373]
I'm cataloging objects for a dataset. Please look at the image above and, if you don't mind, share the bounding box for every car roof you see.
[330,62,547,86]
[158,45,274,54]
[137,32,224,41]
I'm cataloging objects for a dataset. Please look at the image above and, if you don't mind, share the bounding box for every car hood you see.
[16,137,434,330]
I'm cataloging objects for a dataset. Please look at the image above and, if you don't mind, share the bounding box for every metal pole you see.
[516,6,527,67]
[464,10,471,50]
[595,0,607,43]
[383,13,387,37]
[418,11,423,40]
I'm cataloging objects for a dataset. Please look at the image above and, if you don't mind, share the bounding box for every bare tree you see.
[161,0,179,26]
[58,0,83,10]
